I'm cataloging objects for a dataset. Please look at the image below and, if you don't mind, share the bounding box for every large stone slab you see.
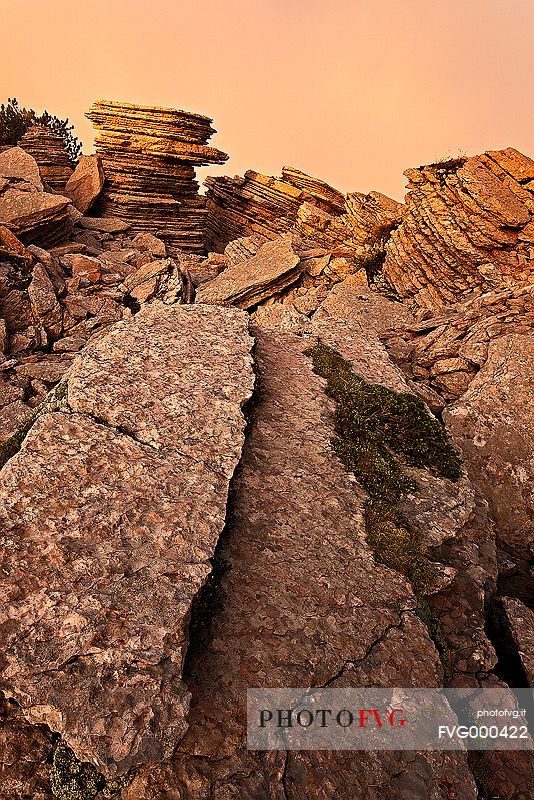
[196,236,301,309]
[0,303,254,777]
[67,302,254,477]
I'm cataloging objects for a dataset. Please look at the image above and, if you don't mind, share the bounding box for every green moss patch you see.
[306,341,460,665]
[50,743,132,800]
[0,409,39,470]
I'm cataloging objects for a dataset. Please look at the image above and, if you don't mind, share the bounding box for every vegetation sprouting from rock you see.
[50,743,131,800]
[0,97,82,165]
[306,340,461,598]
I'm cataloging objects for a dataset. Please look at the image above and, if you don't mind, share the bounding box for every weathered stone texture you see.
[444,334,534,566]
[0,303,254,777]
[122,330,477,799]
[384,149,534,308]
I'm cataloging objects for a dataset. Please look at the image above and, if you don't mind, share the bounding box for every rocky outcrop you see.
[65,154,104,213]
[0,303,254,777]
[0,147,78,248]
[17,125,73,192]
[86,101,228,254]
[383,148,534,308]
[444,333,534,571]
[205,167,405,276]
[123,312,479,799]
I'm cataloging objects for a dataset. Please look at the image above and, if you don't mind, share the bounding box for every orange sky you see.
[1,0,533,200]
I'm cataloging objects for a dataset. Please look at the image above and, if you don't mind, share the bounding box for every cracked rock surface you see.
[121,329,477,800]
[0,303,254,778]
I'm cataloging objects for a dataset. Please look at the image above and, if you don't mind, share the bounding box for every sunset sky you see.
[1,0,533,200]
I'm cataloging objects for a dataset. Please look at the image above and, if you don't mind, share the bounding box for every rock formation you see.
[17,125,73,192]
[383,148,534,309]
[86,101,228,254]
[0,107,532,800]
[0,303,254,777]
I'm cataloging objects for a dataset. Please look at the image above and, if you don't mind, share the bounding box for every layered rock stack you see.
[204,170,307,250]
[383,148,534,309]
[205,166,405,262]
[86,101,228,254]
[18,125,73,192]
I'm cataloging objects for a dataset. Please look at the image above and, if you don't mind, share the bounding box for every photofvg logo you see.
[247,688,534,751]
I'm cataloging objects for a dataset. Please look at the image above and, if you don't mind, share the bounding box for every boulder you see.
[0,146,43,190]
[64,154,104,213]
[125,329,477,799]
[196,236,302,309]
[0,148,76,247]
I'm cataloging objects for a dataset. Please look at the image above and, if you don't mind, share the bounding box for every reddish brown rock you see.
[0,146,43,190]
[384,149,534,308]
[123,258,172,302]
[65,154,104,213]
[86,101,228,254]
[18,125,73,193]
[196,236,302,309]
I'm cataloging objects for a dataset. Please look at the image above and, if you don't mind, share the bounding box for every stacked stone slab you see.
[383,148,534,309]
[86,101,228,254]
[204,170,307,250]
[18,125,73,192]
[205,167,404,260]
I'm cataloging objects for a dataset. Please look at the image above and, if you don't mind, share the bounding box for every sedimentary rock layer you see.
[383,148,534,308]
[86,101,228,254]
[17,126,73,193]
[0,303,255,777]
[205,166,404,264]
